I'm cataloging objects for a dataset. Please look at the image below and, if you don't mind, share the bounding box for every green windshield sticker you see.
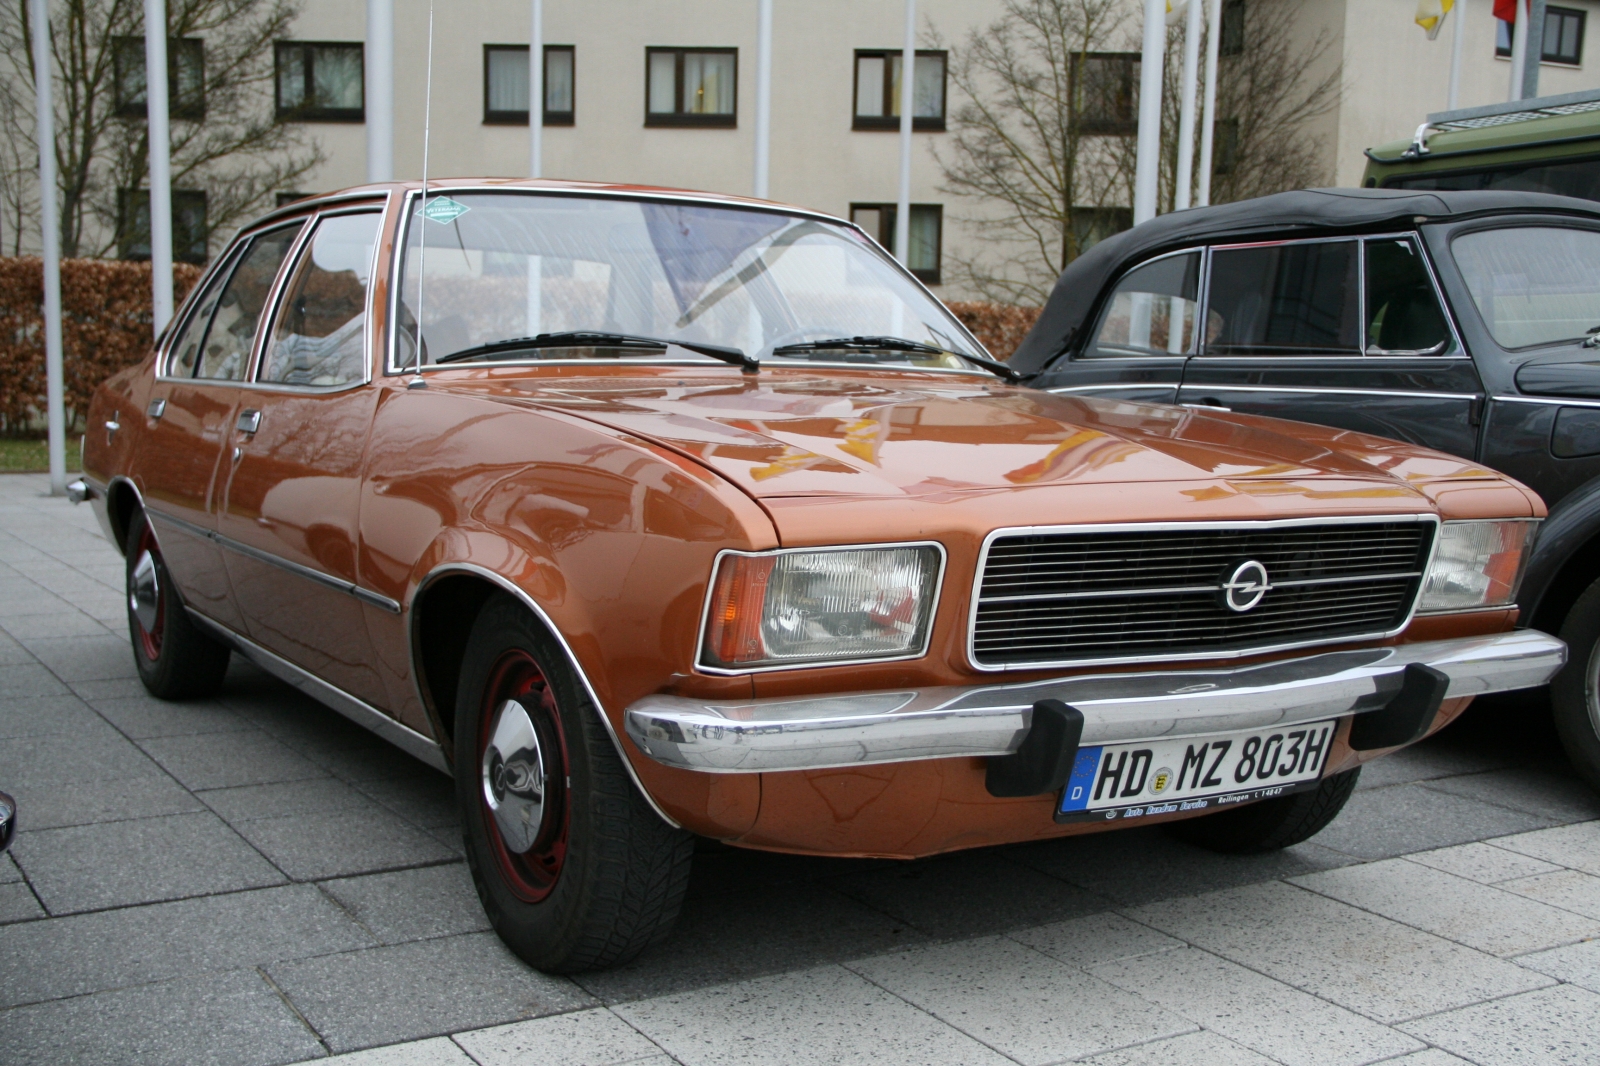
[421,196,469,224]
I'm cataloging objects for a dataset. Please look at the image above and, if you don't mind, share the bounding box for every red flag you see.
[1494,0,1525,21]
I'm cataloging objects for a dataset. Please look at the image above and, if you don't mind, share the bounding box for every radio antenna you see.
[409,0,436,383]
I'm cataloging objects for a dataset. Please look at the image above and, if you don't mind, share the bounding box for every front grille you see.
[972,519,1434,668]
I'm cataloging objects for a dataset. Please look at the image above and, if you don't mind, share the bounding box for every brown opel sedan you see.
[75,180,1566,972]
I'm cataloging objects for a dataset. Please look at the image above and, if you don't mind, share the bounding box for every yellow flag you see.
[1416,0,1456,40]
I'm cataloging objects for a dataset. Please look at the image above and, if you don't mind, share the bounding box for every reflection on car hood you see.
[480,373,1497,499]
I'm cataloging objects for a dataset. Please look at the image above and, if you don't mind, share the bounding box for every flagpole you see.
[30,0,64,495]
[1448,0,1464,110]
[1508,0,1527,101]
[529,0,542,177]
[1133,0,1164,224]
[143,0,172,335]
[753,0,771,198]
[1174,0,1201,211]
[1524,0,1546,99]
[366,0,393,181]
[894,0,913,265]
[1196,0,1220,207]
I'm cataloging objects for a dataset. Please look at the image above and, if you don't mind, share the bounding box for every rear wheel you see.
[455,593,694,973]
[1552,578,1600,792]
[1164,767,1360,854]
[125,511,230,699]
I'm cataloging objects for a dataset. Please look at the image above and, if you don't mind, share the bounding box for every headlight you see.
[700,544,944,671]
[1417,520,1536,613]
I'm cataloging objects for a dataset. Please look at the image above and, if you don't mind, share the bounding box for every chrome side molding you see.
[626,630,1567,773]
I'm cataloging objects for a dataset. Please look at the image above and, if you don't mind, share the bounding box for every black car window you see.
[194,223,304,381]
[1454,225,1600,349]
[1364,238,1451,354]
[1086,251,1200,357]
[1205,239,1360,355]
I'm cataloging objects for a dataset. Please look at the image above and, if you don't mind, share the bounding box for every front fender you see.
[1520,470,1600,633]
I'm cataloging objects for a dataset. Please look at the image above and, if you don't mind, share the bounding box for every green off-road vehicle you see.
[1364,86,1600,199]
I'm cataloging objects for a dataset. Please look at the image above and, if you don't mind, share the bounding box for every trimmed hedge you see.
[0,257,201,435]
[945,301,1042,361]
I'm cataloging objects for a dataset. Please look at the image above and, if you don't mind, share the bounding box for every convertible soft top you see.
[1008,187,1600,375]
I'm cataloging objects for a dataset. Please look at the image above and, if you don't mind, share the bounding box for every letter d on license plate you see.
[1055,719,1338,824]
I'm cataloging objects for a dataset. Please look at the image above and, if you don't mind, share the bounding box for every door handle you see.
[147,398,166,419]
[104,413,120,443]
[236,409,261,435]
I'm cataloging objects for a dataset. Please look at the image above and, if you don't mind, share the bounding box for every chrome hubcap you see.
[1585,636,1600,738]
[481,699,546,854]
[130,550,160,632]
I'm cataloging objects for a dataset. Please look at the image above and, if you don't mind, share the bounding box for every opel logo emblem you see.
[1221,559,1270,613]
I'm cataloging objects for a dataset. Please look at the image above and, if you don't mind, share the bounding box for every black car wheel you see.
[1163,767,1361,854]
[454,593,694,973]
[1552,578,1600,792]
[125,511,231,699]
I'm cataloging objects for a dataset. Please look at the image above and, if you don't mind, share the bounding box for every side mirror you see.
[0,790,14,854]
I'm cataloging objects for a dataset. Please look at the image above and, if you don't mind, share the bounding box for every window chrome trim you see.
[692,541,949,676]
[965,513,1442,674]
[1177,383,1481,402]
[410,561,680,828]
[145,508,400,613]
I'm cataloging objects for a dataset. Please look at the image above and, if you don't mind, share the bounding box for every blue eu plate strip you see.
[1058,746,1103,813]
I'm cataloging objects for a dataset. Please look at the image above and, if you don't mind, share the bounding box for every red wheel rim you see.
[131,524,165,661]
[477,649,570,902]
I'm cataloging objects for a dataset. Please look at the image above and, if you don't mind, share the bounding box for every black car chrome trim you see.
[1176,383,1481,402]
[145,508,401,614]
[185,608,448,773]
[966,514,1442,673]
[410,562,681,829]
[1494,394,1600,409]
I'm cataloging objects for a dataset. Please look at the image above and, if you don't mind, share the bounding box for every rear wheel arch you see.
[106,477,144,558]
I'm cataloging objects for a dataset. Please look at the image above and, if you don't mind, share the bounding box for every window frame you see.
[113,35,206,120]
[1496,5,1586,63]
[1078,247,1204,361]
[851,49,947,132]
[1068,51,1138,136]
[643,46,738,128]
[117,187,210,265]
[274,41,366,123]
[848,202,943,284]
[482,43,576,126]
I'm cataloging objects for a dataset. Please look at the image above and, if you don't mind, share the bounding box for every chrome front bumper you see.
[625,631,1566,773]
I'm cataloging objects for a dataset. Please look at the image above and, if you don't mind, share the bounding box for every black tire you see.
[1552,578,1600,792]
[125,510,230,699]
[455,593,694,973]
[1164,767,1361,854]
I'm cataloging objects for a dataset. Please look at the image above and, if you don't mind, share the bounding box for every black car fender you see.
[1520,470,1600,635]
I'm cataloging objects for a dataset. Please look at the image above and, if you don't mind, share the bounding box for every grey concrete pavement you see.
[1,472,1598,1065]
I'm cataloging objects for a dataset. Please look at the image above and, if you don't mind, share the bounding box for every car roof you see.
[1010,187,1600,376]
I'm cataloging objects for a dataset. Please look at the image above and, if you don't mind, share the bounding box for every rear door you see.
[1177,234,1484,459]
[1031,249,1201,404]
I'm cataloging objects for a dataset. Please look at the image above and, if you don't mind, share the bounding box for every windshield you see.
[1454,225,1600,349]
[393,192,985,371]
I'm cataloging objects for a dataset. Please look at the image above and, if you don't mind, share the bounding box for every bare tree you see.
[0,0,320,261]
[935,0,1341,306]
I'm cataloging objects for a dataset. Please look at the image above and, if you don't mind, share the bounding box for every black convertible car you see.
[1014,188,1600,789]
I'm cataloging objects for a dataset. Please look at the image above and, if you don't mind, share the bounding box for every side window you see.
[1364,238,1450,354]
[1087,251,1200,356]
[196,223,303,380]
[165,253,236,377]
[1205,239,1359,355]
[261,212,381,387]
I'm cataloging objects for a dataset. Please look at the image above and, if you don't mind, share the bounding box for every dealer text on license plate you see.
[1056,719,1337,823]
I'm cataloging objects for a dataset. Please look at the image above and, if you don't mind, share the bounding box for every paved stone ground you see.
[2,473,1600,1066]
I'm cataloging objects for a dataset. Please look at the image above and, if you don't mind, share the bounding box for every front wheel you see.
[1164,767,1361,854]
[455,593,694,973]
[1552,578,1600,792]
[125,511,230,699]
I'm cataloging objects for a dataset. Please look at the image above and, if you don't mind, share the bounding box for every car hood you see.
[477,373,1495,499]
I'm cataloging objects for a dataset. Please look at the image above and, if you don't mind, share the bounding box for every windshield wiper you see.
[769,335,1020,382]
[435,331,758,373]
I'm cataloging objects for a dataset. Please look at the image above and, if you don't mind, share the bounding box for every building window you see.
[1220,0,1247,56]
[1213,117,1240,175]
[113,36,205,120]
[645,47,736,127]
[850,203,942,284]
[117,188,208,264]
[1070,53,1137,135]
[852,50,946,131]
[1068,207,1132,261]
[483,44,575,125]
[1497,5,1585,64]
[275,42,364,122]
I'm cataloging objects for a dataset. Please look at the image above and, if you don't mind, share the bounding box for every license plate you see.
[1056,718,1338,824]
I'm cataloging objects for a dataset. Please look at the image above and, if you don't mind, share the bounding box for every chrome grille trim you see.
[967,515,1440,673]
